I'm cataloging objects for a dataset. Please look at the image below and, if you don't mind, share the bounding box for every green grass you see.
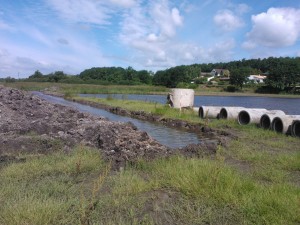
[1,148,299,224]
[133,156,300,224]
[75,96,201,123]
[3,81,299,98]
[1,82,169,95]
[0,146,107,225]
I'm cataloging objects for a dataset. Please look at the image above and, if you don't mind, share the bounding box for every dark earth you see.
[0,86,233,169]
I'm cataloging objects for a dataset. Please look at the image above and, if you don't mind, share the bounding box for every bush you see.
[4,77,16,83]
[255,86,281,94]
[194,77,207,84]
[176,82,198,89]
[225,85,236,92]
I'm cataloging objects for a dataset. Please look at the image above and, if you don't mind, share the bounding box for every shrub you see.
[226,85,236,92]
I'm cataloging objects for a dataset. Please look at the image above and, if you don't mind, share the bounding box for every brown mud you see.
[0,86,234,169]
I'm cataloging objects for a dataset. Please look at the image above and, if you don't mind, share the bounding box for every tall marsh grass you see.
[0,146,105,224]
[132,156,300,224]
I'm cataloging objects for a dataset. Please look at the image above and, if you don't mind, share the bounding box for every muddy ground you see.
[0,86,232,169]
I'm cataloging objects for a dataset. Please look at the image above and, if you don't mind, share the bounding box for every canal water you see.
[80,94,300,115]
[33,92,204,148]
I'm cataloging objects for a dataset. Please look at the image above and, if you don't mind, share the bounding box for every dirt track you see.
[0,86,226,169]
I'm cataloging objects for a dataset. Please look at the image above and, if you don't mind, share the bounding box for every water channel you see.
[80,94,300,115]
[33,92,204,148]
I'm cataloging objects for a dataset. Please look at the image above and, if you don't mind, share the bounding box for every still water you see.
[80,94,300,115]
[33,92,203,148]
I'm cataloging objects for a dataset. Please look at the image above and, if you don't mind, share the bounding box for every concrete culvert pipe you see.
[260,110,286,129]
[291,120,300,138]
[219,107,246,120]
[169,88,194,109]
[238,108,269,125]
[271,115,300,135]
[199,106,222,119]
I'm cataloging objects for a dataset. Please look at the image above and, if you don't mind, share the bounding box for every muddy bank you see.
[72,98,234,143]
[0,86,229,169]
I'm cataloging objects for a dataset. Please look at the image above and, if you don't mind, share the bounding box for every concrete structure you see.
[168,88,194,109]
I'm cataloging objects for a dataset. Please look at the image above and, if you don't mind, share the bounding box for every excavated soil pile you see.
[0,86,217,169]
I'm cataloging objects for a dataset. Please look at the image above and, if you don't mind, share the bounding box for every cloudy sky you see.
[0,0,300,78]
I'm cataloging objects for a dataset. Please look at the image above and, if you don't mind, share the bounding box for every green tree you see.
[29,70,43,79]
[230,67,251,89]
[266,58,300,92]
[153,65,200,87]
[137,70,152,84]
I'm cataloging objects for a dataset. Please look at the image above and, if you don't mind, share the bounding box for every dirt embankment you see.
[0,86,230,169]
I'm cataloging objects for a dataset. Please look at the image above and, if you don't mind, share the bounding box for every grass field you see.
[2,81,300,98]
[1,82,299,224]
[1,134,299,224]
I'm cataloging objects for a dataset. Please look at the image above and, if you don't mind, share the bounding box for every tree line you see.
[152,57,300,93]
[27,67,153,85]
[23,56,300,93]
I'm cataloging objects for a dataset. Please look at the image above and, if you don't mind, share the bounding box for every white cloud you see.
[117,1,238,69]
[245,7,300,48]
[21,26,54,47]
[0,23,111,77]
[0,19,12,30]
[46,0,112,26]
[0,48,9,57]
[117,0,186,69]
[147,33,159,42]
[171,8,183,26]
[236,3,251,14]
[109,0,137,8]
[119,0,184,51]
[214,10,244,32]
[205,39,236,62]
[150,1,183,38]
[241,41,256,50]
[0,46,53,77]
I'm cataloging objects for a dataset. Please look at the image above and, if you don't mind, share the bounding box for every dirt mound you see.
[0,86,217,169]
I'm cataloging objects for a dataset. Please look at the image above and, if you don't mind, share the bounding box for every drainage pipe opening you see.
[199,106,222,119]
[219,108,227,119]
[238,110,250,125]
[292,120,300,138]
[272,117,284,133]
[272,115,300,135]
[219,107,246,120]
[199,107,204,118]
[260,114,271,129]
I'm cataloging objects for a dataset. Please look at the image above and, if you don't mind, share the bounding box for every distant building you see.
[248,75,267,83]
[211,69,230,77]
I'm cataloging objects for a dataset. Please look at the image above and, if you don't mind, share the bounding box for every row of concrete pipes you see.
[197,106,300,138]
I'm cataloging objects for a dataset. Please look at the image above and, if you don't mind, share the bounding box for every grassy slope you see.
[1,142,299,224]
[0,82,299,224]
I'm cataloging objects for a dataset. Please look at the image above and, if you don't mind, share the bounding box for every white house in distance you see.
[196,68,230,82]
[248,75,267,83]
[208,69,230,81]
[210,69,230,77]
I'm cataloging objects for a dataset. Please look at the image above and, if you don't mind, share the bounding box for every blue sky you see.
[0,0,300,78]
